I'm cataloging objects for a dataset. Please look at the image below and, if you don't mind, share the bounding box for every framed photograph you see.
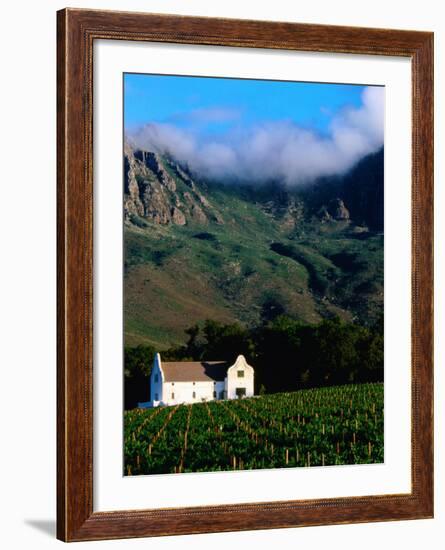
[57,8,433,542]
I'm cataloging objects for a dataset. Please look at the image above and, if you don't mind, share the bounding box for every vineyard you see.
[124,383,383,475]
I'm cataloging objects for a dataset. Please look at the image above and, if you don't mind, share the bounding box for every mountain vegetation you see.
[124,144,384,352]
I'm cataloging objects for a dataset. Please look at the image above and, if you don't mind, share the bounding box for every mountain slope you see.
[124,146,384,348]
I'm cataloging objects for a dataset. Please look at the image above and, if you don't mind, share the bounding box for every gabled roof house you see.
[138,353,254,407]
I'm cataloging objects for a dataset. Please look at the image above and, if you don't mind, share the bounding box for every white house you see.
[138,353,254,407]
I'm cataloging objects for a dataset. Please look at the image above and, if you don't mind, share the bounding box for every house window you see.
[155,393,158,400]
[219,391,224,399]
[192,391,196,398]
[235,387,246,398]
[154,374,158,383]
[171,392,175,399]
[237,370,244,378]
[172,382,174,386]
[213,391,216,398]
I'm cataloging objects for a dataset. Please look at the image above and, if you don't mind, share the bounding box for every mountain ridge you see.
[123,146,384,348]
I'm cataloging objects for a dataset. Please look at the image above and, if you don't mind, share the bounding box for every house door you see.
[235,387,246,398]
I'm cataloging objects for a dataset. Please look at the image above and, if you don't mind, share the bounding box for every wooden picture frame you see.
[57,8,433,542]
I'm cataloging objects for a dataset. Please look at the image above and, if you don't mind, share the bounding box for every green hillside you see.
[124,148,383,349]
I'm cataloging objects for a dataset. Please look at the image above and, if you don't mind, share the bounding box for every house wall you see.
[225,355,254,399]
[161,380,225,406]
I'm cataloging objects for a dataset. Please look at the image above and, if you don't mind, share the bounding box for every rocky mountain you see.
[124,144,383,232]
[124,144,223,227]
[123,144,384,349]
[298,148,384,231]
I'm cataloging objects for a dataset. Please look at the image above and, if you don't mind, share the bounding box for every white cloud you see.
[132,123,196,162]
[130,86,384,185]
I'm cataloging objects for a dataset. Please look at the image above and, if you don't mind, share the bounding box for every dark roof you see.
[161,361,229,382]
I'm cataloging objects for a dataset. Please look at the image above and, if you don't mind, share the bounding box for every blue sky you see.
[124,73,366,135]
[124,73,384,184]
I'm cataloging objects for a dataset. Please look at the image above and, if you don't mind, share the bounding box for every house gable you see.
[150,353,164,403]
[226,355,255,400]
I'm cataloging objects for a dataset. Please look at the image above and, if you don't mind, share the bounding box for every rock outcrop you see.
[317,198,350,223]
[330,198,350,221]
[124,145,223,227]
[300,148,384,230]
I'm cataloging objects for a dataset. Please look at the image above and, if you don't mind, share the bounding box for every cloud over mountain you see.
[129,86,384,185]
